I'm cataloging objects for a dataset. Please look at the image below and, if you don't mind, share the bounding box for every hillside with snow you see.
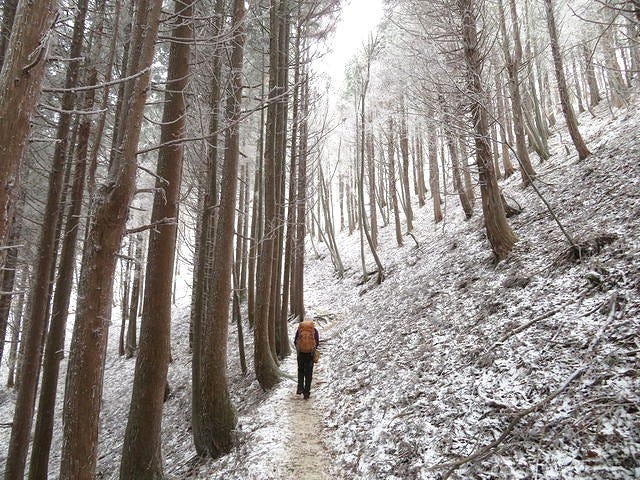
[1,98,638,480]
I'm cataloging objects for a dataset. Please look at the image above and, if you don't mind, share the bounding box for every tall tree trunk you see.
[247,125,263,328]
[0,0,56,257]
[359,77,384,283]
[6,271,25,388]
[490,92,502,180]
[318,166,345,278]
[447,129,473,219]
[235,166,247,298]
[86,0,122,213]
[0,212,21,365]
[191,0,225,432]
[59,1,162,477]
[291,65,309,322]
[459,136,475,205]
[119,241,133,357]
[274,0,291,360]
[582,43,602,107]
[544,0,591,161]
[126,236,142,358]
[346,176,354,234]
[460,0,516,260]
[254,0,283,390]
[283,22,301,321]
[194,0,246,456]
[415,131,427,207]
[119,0,192,476]
[498,0,536,187]
[495,72,515,177]
[601,9,628,108]
[232,268,247,374]
[240,167,250,295]
[427,127,443,223]
[4,2,88,477]
[366,131,378,248]
[107,0,135,171]
[387,118,403,246]
[571,55,586,114]
[30,54,99,480]
[399,107,414,231]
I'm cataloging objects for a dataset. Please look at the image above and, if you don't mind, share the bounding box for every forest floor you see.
[302,97,640,479]
[1,95,639,479]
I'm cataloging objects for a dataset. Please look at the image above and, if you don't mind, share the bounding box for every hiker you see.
[294,317,319,400]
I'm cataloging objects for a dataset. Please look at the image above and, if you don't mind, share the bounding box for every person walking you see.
[294,317,319,400]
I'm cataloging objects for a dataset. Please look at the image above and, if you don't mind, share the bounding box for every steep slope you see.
[306,101,640,479]
[1,102,637,480]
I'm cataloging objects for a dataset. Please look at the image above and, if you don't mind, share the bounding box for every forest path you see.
[278,319,333,479]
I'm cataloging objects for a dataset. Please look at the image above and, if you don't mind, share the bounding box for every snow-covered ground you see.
[306,100,640,479]
[1,98,639,479]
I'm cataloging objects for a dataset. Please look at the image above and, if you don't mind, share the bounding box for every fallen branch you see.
[406,231,420,248]
[483,308,559,355]
[437,292,620,479]
[483,286,595,357]
[437,366,587,480]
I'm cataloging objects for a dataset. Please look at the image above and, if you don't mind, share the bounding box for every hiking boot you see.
[296,388,303,395]
[303,393,310,400]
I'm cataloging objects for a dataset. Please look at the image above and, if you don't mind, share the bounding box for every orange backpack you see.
[297,321,316,353]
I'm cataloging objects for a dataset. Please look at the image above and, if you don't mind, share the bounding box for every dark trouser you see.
[297,352,314,397]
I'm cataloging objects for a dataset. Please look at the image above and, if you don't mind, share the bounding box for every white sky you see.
[316,0,384,87]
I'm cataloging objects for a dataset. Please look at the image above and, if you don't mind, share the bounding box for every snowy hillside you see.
[141,93,638,480]
[305,102,640,479]
[1,100,638,480]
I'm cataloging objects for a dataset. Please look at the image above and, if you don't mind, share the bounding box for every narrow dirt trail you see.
[238,320,334,479]
[279,352,331,479]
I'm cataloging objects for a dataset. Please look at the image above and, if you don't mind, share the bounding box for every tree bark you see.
[0,213,21,366]
[119,0,192,477]
[119,240,133,357]
[273,0,291,360]
[254,0,283,390]
[59,0,162,477]
[291,65,309,322]
[359,73,384,283]
[459,0,516,261]
[427,127,443,223]
[191,0,226,432]
[399,107,414,231]
[194,0,246,456]
[447,129,473,219]
[495,72,515,177]
[387,118,403,246]
[126,236,142,358]
[6,271,25,388]
[582,43,602,107]
[0,0,56,257]
[459,136,475,205]
[4,2,87,477]
[367,131,378,248]
[29,54,98,480]
[601,8,628,108]
[283,21,301,321]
